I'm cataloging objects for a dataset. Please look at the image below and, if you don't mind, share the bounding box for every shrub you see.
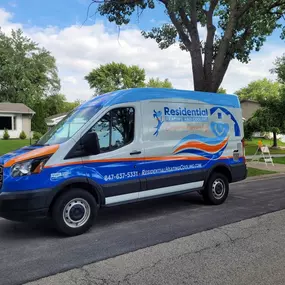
[19,131,27,140]
[3,129,10,140]
[33,131,42,141]
[244,122,253,140]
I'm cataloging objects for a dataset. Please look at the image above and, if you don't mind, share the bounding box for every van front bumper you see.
[0,189,52,221]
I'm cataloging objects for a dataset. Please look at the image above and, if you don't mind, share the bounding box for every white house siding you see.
[22,114,32,137]
[0,113,23,139]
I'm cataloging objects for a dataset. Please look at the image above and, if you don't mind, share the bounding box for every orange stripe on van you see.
[4,145,59,167]
[44,155,211,169]
[174,137,229,154]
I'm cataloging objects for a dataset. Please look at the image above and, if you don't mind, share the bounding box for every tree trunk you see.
[273,132,278,147]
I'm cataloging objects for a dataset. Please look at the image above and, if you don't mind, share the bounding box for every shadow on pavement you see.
[0,192,205,239]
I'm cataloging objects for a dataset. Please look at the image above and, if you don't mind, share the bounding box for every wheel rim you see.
[63,198,91,228]
[212,179,225,200]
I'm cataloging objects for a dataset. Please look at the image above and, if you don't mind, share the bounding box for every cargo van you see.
[0,88,247,236]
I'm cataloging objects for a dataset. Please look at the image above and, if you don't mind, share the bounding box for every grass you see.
[245,138,285,156]
[272,157,285,164]
[247,167,277,177]
[0,139,33,156]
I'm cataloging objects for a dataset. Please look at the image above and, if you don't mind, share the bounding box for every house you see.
[45,113,67,129]
[240,99,261,120]
[0,103,35,139]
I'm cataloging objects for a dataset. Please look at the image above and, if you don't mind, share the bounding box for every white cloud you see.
[0,7,283,102]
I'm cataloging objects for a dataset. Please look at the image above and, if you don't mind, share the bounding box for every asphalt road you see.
[1,175,285,285]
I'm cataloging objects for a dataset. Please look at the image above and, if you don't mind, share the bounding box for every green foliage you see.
[85,62,174,95]
[247,87,285,147]
[33,131,42,141]
[0,29,63,134]
[44,94,80,117]
[31,101,48,134]
[85,62,146,95]
[0,29,60,105]
[19,131,27,140]
[3,129,10,140]
[217,87,227,94]
[93,0,285,92]
[146,78,173,88]
[271,54,285,84]
[235,79,281,102]
[243,121,254,140]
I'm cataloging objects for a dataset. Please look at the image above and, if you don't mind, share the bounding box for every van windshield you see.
[36,105,103,146]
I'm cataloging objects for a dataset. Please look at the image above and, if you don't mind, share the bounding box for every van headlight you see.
[11,157,50,177]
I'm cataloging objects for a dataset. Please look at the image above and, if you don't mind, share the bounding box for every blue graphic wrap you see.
[153,110,164,136]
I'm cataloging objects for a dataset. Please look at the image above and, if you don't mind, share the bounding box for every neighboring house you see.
[240,99,261,121]
[0,103,35,139]
[45,113,67,129]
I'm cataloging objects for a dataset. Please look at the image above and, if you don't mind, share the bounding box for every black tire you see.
[202,172,229,205]
[52,189,98,236]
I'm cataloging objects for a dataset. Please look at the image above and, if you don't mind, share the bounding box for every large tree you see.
[0,29,83,133]
[0,29,60,105]
[85,62,173,94]
[246,87,285,147]
[91,0,285,92]
[235,78,281,102]
[85,62,146,95]
[146,77,173,88]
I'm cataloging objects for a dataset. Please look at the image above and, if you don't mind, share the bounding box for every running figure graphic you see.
[153,110,164,136]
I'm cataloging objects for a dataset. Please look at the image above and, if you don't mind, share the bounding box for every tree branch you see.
[212,0,238,80]
[168,11,192,50]
[204,0,218,85]
[236,0,256,18]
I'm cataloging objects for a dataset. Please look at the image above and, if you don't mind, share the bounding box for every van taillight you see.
[241,138,246,162]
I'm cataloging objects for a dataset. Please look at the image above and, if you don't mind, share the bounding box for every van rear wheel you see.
[52,189,98,236]
[202,172,229,205]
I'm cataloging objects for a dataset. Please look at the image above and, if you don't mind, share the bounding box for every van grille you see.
[0,165,3,190]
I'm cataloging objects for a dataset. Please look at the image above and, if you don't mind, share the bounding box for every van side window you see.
[91,107,135,153]
[91,113,111,153]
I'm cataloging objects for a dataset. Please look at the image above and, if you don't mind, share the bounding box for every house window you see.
[218,113,222,119]
[13,116,17,130]
[0,117,12,130]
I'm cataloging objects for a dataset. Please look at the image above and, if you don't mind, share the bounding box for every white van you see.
[0,88,247,236]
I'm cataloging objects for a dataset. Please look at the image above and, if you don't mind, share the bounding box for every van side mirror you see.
[81,132,100,155]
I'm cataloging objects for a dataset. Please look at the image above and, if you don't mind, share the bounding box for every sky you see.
[0,0,284,102]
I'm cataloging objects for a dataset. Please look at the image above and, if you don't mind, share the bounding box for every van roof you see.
[83,88,240,109]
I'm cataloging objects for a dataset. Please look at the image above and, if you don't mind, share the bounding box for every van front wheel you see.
[202,173,229,205]
[52,189,98,236]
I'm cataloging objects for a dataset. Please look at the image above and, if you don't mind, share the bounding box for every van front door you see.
[83,105,143,205]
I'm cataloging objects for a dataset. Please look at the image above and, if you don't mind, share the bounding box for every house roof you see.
[45,112,68,126]
[45,113,67,121]
[0,103,35,114]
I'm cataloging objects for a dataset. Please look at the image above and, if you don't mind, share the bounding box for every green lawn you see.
[0,139,33,156]
[245,138,285,156]
[272,157,285,164]
[247,167,277,177]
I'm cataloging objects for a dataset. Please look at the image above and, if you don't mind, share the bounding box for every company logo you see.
[209,106,240,137]
[153,106,209,136]
[164,107,208,122]
[153,110,164,136]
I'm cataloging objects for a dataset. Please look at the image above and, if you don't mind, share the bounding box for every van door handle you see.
[130,151,141,155]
